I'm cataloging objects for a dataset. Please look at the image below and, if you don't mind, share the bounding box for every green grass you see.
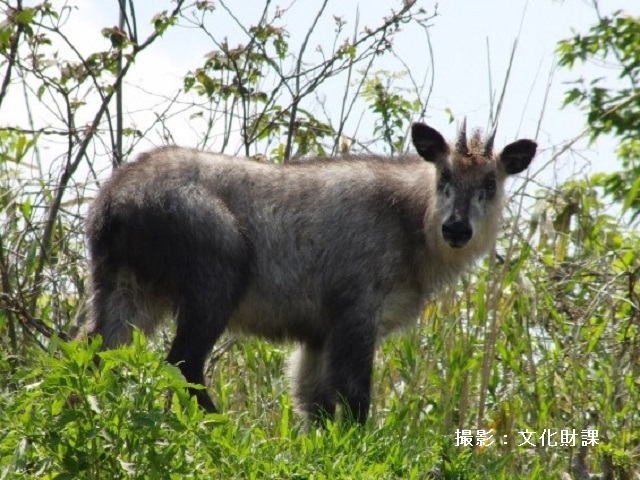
[0,333,474,479]
[1,315,630,479]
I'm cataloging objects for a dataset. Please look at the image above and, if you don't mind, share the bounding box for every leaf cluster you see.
[558,11,640,219]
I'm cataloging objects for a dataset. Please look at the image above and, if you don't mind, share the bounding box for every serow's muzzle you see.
[442,219,472,248]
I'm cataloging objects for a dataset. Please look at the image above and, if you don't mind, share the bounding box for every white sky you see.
[5,0,640,188]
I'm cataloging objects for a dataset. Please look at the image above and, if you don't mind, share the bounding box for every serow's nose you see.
[442,220,472,248]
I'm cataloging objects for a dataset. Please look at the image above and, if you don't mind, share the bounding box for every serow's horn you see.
[484,124,498,157]
[455,117,469,155]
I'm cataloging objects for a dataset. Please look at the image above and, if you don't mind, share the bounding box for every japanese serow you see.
[79,121,536,424]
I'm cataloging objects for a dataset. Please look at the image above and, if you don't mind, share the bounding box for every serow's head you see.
[412,120,537,249]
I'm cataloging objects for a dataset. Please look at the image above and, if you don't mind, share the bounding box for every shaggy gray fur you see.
[79,122,537,424]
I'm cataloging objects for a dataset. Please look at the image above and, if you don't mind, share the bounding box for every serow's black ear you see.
[500,139,537,175]
[412,122,449,163]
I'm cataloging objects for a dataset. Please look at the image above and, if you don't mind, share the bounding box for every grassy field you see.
[0,332,560,479]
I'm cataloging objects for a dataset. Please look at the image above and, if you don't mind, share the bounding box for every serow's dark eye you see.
[438,170,452,193]
[484,179,496,193]
[439,180,452,199]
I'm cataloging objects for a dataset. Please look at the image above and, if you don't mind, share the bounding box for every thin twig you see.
[0,0,24,108]
[283,0,329,161]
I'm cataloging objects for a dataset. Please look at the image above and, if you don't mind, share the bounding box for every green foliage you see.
[558,11,640,219]
[0,333,497,479]
[1,333,211,478]
[182,27,337,159]
[152,11,178,37]
[362,72,421,155]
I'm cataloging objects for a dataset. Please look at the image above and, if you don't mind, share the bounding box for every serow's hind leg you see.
[166,293,232,413]
[162,189,249,412]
